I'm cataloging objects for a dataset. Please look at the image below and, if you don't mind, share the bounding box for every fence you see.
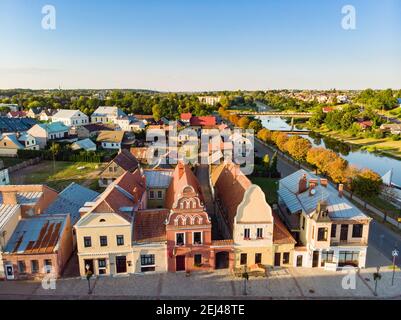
[7,157,41,173]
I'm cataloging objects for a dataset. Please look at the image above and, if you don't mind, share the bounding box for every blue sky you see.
[0,0,400,91]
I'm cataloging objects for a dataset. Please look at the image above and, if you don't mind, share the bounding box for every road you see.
[254,138,401,268]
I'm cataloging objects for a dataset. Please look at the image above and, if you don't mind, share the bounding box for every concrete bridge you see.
[229,110,313,118]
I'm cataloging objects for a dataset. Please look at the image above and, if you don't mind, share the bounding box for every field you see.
[250,176,279,205]
[9,161,107,192]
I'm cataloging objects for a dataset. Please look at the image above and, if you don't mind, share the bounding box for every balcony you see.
[330,239,368,247]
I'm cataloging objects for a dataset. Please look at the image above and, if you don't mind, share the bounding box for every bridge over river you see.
[229,110,313,118]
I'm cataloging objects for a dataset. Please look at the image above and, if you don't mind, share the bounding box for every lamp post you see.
[391,249,399,286]
[85,264,93,294]
[373,266,381,296]
[242,266,249,296]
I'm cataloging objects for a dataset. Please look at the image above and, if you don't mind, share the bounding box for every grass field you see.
[250,176,279,205]
[9,161,107,192]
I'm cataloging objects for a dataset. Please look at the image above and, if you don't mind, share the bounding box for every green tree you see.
[269,152,279,177]
[152,104,162,121]
[262,154,270,176]
[49,143,61,172]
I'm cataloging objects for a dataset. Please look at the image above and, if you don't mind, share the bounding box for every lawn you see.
[10,161,107,192]
[250,176,279,205]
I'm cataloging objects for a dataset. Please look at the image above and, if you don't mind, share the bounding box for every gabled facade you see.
[91,106,127,124]
[27,122,69,149]
[51,109,89,127]
[0,133,39,157]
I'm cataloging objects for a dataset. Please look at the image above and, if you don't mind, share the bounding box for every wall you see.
[132,243,167,273]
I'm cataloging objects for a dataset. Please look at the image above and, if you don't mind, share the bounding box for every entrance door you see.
[5,264,14,280]
[116,256,127,274]
[84,259,94,274]
[274,253,281,266]
[312,251,319,267]
[296,255,303,267]
[340,225,349,241]
[215,252,229,269]
[176,255,186,271]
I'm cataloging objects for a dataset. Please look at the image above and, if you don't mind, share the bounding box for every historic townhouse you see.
[278,169,371,269]
[91,106,127,124]
[212,163,295,269]
[143,169,174,209]
[51,109,89,127]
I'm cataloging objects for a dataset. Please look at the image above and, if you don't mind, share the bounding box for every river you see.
[257,115,401,186]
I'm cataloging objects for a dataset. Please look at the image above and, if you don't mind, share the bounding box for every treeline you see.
[355,89,400,111]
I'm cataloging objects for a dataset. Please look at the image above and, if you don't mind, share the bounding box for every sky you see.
[0,0,400,91]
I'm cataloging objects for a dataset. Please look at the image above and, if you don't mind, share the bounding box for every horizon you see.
[1,0,400,90]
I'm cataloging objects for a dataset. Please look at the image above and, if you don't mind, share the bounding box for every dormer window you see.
[99,219,106,223]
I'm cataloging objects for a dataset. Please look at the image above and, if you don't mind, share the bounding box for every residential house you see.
[0,104,22,112]
[0,204,22,279]
[39,109,58,122]
[2,214,73,280]
[133,114,155,125]
[0,117,37,133]
[75,169,147,276]
[91,106,127,124]
[380,123,401,135]
[51,109,89,127]
[71,138,97,151]
[98,149,140,187]
[114,116,145,132]
[26,107,43,119]
[27,122,69,149]
[212,162,295,269]
[96,130,125,151]
[130,147,150,164]
[143,169,174,208]
[278,170,371,269]
[0,185,59,217]
[357,120,373,131]
[7,111,27,118]
[0,133,39,157]
[76,123,117,139]
[198,96,221,105]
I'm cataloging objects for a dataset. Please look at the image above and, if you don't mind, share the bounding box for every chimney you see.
[298,174,308,194]
[178,162,185,179]
[2,191,18,205]
[320,178,328,187]
[309,178,318,196]
[338,183,344,197]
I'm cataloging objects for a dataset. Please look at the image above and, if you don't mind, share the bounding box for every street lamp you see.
[242,266,249,296]
[391,249,399,286]
[85,264,93,294]
[373,266,381,296]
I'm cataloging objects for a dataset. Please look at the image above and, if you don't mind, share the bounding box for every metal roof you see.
[44,183,99,225]
[279,169,368,221]
[0,191,43,205]
[0,204,20,230]
[3,214,67,254]
[0,117,37,133]
[72,138,96,150]
[144,170,174,188]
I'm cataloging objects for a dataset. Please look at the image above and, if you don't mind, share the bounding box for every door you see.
[176,255,186,271]
[312,251,319,268]
[274,253,281,266]
[296,255,303,267]
[340,225,349,241]
[215,251,229,269]
[84,259,94,274]
[5,264,14,280]
[116,256,127,274]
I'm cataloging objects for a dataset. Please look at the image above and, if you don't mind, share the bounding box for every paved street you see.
[1,267,400,300]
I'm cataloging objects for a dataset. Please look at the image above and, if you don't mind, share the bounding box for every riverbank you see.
[311,127,401,160]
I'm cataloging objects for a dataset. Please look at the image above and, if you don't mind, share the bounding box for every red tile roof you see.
[9,111,27,118]
[273,213,296,245]
[190,116,216,127]
[180,113,192,121]
[133,209,169,243]
[111,149,139,172]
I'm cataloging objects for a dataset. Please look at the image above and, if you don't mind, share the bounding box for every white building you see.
[71,139,97,151]
[51,109,89,127]
[114,116,145,132]
[91,106,127,124]
[27,122,69,149]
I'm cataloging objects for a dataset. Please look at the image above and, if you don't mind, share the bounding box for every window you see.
[108,166,113,172]
[176,233,185,246]
[255,253,262,264]
[149,190,155,199]
[256,228,263,239]
[352,224,363,238]
[311,226,315,240]
[18,261,26,273]
[339,251,359,267]
[141,254,155,266]
[302,216,305,230]
[244,228,250,240]
[282,252,290,264]
[317,228,328,241]
[44,260,52,273]
[321,250,334,267]
[116,235,124,246]
[240,253,247,265]
[193,232,202,245]
[98,259,107,275]
[157,190,163,199]
[194,254,202,266]
[331,224,337,238]
[84,236,92,248]
[31,260,39,273]
[100,236,108,247]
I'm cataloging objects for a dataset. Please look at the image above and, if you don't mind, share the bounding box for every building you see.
[198,96,221,106]
[0,133,39,157]
[130,147,150,164]
[357,120,373,131]
[26,108,43,119]
[380,123,401,135]
[212,162,295,269]
[27,122,69,149]
[0,204,22,279]
[7,111,27,118]
[91,106,127,124]
[75,169,147,276]
[51,109,89,127]
[114,116,145,132]
[0,185,59,217]
[76,123,117,139]
[2,214,73,280]
[0,169,10,185]
[98,149,140,187]
[39,109,58,122]
[133,114,155,125]
[0,117,37,133]
[71,138,97,151]
[96,130,125,151]
[278,169,371,269]
[143,169,174,208]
